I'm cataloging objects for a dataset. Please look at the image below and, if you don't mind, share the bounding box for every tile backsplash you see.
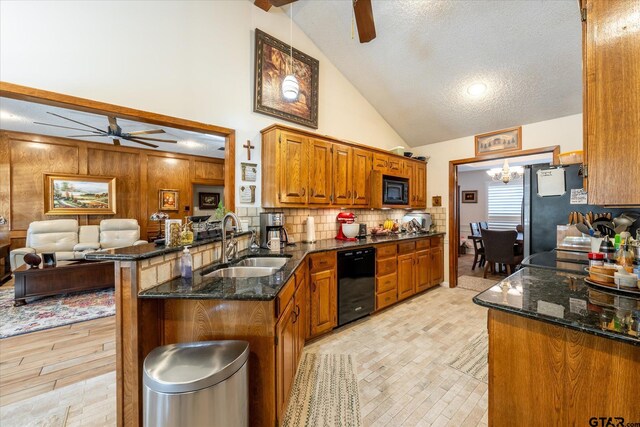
[235,207,447,243]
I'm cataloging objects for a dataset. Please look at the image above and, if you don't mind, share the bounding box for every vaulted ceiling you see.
[291,0,582,147]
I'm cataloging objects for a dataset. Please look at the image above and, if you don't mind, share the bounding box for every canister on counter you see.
[588,252,604,267]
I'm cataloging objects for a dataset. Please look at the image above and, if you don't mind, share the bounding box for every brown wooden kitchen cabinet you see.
[352,147,372,206]
[581,0,640,205]
[275,291,298,423]
[308,252,337,339]
[430,238,444,285]
[308,139,332,205]
[279,132,308,205]
[375,243,398,310]
[415,240,432,293]
[414,163,427,207]
[332,143,353,206]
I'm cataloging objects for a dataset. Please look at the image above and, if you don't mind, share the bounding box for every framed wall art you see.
[198,192,220,210]
[44,174,116,215]
[475,126,522,157]
[461,190,478,203]
[254,28,319,129]
[158,189,179,211]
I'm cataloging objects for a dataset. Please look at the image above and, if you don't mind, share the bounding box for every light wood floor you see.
[458,253,505,281]
[0,283,488,426]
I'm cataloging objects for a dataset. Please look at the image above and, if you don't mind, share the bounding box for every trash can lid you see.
[143,340,249,393]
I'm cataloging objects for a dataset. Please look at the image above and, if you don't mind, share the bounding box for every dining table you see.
[467,232,524,244]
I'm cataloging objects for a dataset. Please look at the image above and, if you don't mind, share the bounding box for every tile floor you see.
[0,286,488,426]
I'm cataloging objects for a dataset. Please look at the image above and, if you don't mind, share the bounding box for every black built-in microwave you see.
[382,175,409,205]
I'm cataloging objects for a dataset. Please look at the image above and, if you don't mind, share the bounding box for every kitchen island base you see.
[488,309,640,426]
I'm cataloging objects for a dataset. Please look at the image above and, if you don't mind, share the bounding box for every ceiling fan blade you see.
[46,112,105,133]
[108,116,119,133]
[269,0,297,6]
[254,0,272,11]
[33,121,105,134]
[353,0,376,43]
[113,138,121,146]
[127,129,165,136]
[127,138,159,148]
[127,136,178,143]
[66,134,107,138]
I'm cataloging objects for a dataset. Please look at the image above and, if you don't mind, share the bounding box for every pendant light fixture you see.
[282,3,299,101]
[486,159,524,184]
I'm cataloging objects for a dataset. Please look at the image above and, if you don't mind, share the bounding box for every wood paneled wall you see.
[0,131,225,249]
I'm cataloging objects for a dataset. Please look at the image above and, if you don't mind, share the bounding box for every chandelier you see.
[486,159,524,184]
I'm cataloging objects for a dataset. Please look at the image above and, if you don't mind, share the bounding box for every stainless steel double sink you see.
[203,257,289,279]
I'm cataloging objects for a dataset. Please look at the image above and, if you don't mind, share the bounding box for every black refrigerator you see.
[523,164,638,256]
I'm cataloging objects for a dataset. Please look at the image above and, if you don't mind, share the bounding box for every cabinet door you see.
[415,249,431,292]
[397,253,415,301]
[415,163,427,206]
[404,162,418,207]
[309,269,336,338]
[352,148,371,206]
[583,0,640,205]
[388,157,403,175]
[294,278,306,359]
[308,139,332,205]
[430,244,444,285]
[275,299,297,423]
[280,132,308,204]
[332,144,352,206]
[372,153,388,172]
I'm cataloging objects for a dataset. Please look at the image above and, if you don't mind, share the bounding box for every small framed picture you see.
[462,190,478,203]
[159,189,179,211]
[432,196,442,207]
[198,192,220,210]
[475,126,522,157]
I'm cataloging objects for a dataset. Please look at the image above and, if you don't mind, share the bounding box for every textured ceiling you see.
[0,97,226,157]
[291,0,582,147]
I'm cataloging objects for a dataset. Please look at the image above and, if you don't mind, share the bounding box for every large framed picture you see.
[158,189,179,211]
[44,174,116,215]
[198,192,220,210]
[475,126,522,157]
[461,190,478,203]
[254,28,319,129]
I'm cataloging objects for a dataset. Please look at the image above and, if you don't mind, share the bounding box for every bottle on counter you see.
[180,218,194,245]
[599,236,616,264]
[181,246,193,279]
[616,243,635,273]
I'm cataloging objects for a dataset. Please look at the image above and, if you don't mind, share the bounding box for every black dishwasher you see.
[337,247,375,327]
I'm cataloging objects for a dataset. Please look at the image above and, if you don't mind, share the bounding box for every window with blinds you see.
[487,181,523,230]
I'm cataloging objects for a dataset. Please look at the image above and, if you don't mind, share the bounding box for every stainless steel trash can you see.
[143,340,249,427]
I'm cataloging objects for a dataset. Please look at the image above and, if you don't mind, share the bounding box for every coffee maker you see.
[260,212,291,249]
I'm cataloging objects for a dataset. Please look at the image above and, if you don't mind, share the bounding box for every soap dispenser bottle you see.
[181,246,192,279]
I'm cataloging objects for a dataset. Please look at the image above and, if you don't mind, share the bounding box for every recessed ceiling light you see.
[467,83,487,97]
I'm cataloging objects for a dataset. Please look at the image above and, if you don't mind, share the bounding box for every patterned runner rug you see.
[0,288,115,338]
[457,275,498,292]
[282,353,362,427]
[447,332,488,382]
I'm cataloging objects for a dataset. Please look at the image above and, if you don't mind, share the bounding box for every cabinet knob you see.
[301,188,306,196]
[347,190,352,198]
[354,191,358,200]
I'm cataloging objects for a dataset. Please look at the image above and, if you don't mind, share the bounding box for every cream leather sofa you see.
[10,219,147,270]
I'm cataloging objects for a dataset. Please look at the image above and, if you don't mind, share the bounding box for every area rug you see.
[457,275,498,292]
[282,353,362,427]
[447,332,488,383]
[0,288,115,339]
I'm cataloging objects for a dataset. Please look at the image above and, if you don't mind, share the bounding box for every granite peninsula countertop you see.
[473,266,640,346]
[138,232,445,302]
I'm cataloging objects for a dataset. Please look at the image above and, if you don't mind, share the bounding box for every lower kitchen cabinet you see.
[275,296,298,423]
[415,248,432,293]
[397,253,415,301]
[308,252,337,339]
[430,242,444,285]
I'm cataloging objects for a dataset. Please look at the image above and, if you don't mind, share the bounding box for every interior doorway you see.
[448,146,560,288]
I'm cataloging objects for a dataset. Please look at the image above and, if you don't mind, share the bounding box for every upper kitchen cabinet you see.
[332,143,353,206]
[352,148,372,206]
[373,152,403,176]
[414,163,427,208]
[581,0,640,205]
[308,139,332,205]
[279,132,308,204]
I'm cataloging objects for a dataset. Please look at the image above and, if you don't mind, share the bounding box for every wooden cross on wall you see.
[243,140,255,160]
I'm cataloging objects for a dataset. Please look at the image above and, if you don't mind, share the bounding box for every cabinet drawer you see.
[377,244,397,259]
[431,236,443,248]
[275,276,296,318]
[398,241,416,254]
[376,289,397,311]
[377,257,397,276]
[376,273,397,293]
[416,239,430,250]
[309,251,336,273]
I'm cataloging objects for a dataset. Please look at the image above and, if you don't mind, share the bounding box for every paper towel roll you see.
[305,216,316,243]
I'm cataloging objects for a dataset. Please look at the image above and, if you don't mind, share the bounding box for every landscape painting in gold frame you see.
[44,174,116,215]
[475,126,522,157]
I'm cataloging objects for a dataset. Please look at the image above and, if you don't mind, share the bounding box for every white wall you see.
[458,170,491,238]
[192,185,224,217]
[412,113,583,283]
[0,0,407,207]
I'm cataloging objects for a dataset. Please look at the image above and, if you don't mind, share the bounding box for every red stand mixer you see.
[336,212,358,241]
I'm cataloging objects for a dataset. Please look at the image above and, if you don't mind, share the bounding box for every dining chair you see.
[469,223,485,270]
[479,221,488,230]
[481,229,524,278]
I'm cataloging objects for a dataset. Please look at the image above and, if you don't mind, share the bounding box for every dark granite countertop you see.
[521,250,589,274]
[84,231,252,261]
[473,267,640,346]
[138,232,445,302]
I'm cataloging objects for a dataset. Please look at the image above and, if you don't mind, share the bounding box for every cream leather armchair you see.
[98,219,147,249]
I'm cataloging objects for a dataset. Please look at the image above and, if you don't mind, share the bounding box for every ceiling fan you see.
[254,0,376,43]
[34,112,178,148]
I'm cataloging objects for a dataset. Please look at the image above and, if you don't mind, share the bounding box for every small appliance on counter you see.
[260,212,292,249]
[402,212,432,233]
[336,212,359,241]
[357,223,367,239]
